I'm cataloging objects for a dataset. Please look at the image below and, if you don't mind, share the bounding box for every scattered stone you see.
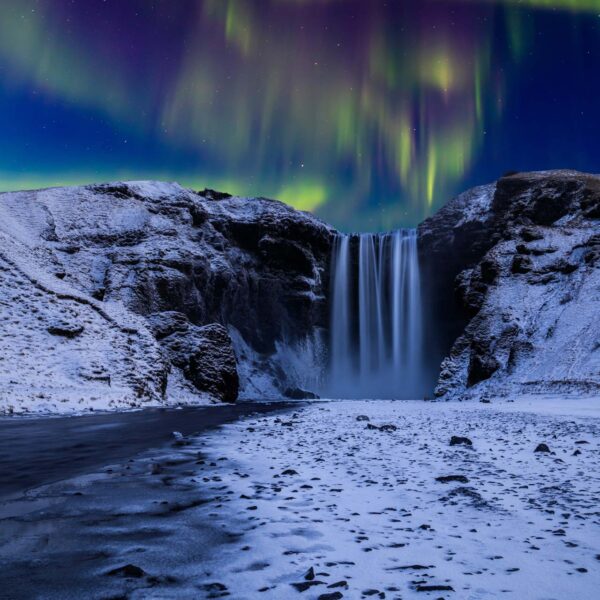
[304,567,315,581]
[327,580,348,588]
[282,469,298,476]
[291,580,326,592]
[47,322,84,338]
[416,584,454,592]
[436,475,469,484]
[318,593,344,600]
[450,436,473,447]
[535,443,551,453]
[366,423,397,432]
[379,424,397,432]
[356,415,370,422]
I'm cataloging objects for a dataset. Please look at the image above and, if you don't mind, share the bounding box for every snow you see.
[0,181,332,413]
[182,398,600,599]
[453,183,496,228]
[0,398,597,598]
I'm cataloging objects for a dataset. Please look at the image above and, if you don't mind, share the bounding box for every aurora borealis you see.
[1,0,598,230]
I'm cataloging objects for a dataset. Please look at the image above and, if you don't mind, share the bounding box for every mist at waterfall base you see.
[326,230,429,400]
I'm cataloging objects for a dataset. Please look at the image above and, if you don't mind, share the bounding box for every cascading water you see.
[327,230,425,399]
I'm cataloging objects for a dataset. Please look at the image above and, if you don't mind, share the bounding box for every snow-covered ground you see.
[1,398,598,599]
[187,398,600,599]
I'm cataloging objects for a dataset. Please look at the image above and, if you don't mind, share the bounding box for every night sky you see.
[1,0,599,231]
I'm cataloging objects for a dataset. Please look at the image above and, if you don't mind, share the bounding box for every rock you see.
[450,436,473,447]
[511,255,533,274]
[281,469,298,476]
[147,314,238,402]
[186,324,239,403]
[291,581,326,592]
[0,181,335,413]
[106,564,146,578]
[285,387,320,400]
[535,443,551,453]
[318,593,344,600]
[416,584,454,592]
[47,322,84,338]
[419,170,600,401]
[435,475,470,484]
[356,415,370,421]
[304,567,315,580]
[379,424,397,432]
[366,423,397,432]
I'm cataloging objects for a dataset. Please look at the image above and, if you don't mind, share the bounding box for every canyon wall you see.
[419,170,600,400]
[0,182,334,413]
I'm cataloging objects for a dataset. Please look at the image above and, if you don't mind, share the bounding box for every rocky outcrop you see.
[419,170,600,400]
[0,181,334,413]
[146,313,239,403]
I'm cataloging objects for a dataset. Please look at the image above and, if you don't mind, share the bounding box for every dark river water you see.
[0,402,289,499]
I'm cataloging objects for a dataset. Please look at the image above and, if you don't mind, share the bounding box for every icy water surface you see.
[0,402,290,499]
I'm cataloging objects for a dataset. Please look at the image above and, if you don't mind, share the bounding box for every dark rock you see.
[106,564,146,578]
[450,436,473,447]
[511,255,533,274]
[282,469,298,476]
[521,227,544,242]
[435,475,469,484]
[318,593,344,600]
[356,415,370,422]
[420,170,600,400]
[47,322,84,338]
[366,423,397,432]
[147,314,238,403]
[535,443,551,453]
[198,188,233,201]
[291,580,326,592]
[304,567,315,581]
[186,324,239,403]
[416,584,454,592]
[285,387,320,400]
[467,350,500,387]
[379,424,397,432]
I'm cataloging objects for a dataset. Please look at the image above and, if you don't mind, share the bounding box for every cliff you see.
[419,170,600,400]
[0,182,334,413]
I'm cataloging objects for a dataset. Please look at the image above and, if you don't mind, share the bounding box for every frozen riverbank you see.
[0,398,598,599]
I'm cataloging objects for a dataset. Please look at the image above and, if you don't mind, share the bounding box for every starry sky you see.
[1,0,599,231]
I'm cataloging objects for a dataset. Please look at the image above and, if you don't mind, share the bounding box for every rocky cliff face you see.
[419,170,600,400]
[0,182,334,413]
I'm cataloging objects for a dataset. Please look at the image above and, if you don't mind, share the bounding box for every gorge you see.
[0,169,598,413]
[1,170,599,600]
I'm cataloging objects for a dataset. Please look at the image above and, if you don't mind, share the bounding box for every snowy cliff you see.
[0,182,334,414]
[419,170,600,400]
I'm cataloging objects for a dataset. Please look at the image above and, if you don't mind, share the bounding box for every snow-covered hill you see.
[419,170,600,400]
[0,182,334,414]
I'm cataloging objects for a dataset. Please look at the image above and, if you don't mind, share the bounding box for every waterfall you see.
[327,230,425,399]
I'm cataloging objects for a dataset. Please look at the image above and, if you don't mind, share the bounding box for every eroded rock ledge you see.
[0,182,335,413]
[419,170,600,400]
